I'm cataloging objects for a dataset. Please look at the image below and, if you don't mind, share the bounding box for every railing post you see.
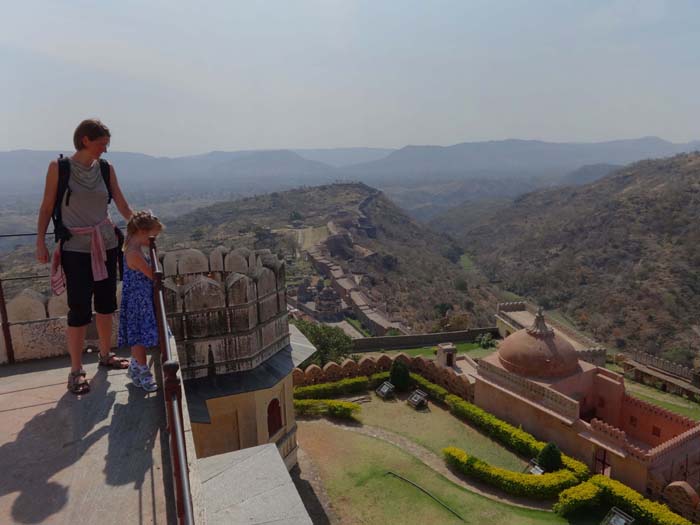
[0,277,15,364]
[164,359,187,521]
[149,236,195,524]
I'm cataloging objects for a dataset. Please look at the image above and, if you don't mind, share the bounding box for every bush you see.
[443,447,579,499]
[554,476,692,525]
[592,476,691,525]
[390,361,411,392]
[444,394,589,481]
[478,332,495,348]
[410,373,449,402]
[455,278,468,292]
[537,442,563,472]
[294,399,360,420]
[553,481,602,516]
[294,376,369,399]
[327,400,361,419]
[369,371,390,388]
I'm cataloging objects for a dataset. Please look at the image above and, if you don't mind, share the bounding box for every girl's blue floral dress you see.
[118,253,159,348]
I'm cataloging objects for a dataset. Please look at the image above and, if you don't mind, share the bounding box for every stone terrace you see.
[0,353,175,525]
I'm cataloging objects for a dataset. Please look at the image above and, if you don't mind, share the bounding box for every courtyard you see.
[295,392,604,524]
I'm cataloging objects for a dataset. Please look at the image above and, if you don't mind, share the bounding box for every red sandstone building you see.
[472,309,700,498]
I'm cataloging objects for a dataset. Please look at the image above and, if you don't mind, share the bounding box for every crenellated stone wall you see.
[351,327,498,352]
[0,284,121,363]
[292,352,473,401]
[496,301,527,313]
[161,247,290,380]
[626,350,695,381]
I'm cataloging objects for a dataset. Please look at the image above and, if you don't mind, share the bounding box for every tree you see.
[390,360,411,392]
[537,442,563,472]
[293,319,353,366]
[434,303,452,318]
[190,227,205,241]
[478,332,495,349]
[289,210,303,221]
[454,278,468,292]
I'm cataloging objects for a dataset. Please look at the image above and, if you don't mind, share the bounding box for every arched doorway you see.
[267,398,283,438]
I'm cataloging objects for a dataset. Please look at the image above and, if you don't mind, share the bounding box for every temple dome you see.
[498,309,579,378]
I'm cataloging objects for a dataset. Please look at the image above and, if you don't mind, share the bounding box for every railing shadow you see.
[0,367,114,524]
[290,464,331,525]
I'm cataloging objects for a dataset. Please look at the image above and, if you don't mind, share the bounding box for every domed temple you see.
[472,306,700,498]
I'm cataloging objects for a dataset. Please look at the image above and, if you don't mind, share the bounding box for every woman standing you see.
[36,119,133,394]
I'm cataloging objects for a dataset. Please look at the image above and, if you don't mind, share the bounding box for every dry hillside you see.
[437,153,700,359]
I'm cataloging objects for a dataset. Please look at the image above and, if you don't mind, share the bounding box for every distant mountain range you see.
[341,136,700,182]
[1,137,698,214]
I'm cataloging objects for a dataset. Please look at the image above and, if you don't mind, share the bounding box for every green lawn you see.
[359,342,494,359]
[605,364,700,420]
[359,393,526,471]
[625,382,700,421]
[297,421,588,525]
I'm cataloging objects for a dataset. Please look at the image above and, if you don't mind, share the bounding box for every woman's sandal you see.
[67,369,90,395]
[98,351,130,369]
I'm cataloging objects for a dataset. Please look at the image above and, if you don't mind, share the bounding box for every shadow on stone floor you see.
[290,464,331,525]
[0,367,115,524]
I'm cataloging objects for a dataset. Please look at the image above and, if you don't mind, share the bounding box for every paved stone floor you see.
[0,353,175,525]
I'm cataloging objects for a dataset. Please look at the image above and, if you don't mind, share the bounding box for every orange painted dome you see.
[498,309,579,378]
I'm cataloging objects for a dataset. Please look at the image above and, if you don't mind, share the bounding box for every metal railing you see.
[149,236,195,525]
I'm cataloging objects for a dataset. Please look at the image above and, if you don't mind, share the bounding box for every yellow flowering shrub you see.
[443,446,579,499]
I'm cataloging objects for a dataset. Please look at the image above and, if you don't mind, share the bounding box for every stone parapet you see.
[627,350,695,380]
[477,359,580,421]
[496,302,527,313]
[647,424,700,465]
[623,394,696,430]
[352,327,498,352]
[159,247,290,379]
[577,347,607,366]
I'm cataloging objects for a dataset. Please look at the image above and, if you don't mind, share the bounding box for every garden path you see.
[305,419,554,512]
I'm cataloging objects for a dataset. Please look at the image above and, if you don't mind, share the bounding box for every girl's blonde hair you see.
[123,210,164,249]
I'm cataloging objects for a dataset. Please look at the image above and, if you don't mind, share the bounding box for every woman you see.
[36,119,133,394]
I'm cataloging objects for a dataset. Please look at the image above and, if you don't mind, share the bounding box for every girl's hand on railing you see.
[36,240,49,264]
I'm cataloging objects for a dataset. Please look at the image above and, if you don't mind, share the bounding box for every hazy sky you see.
[2,0,698,156]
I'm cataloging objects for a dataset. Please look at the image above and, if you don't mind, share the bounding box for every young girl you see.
[118,210,164,392]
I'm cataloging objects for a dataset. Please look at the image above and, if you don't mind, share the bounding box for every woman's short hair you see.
[73,119,111,150]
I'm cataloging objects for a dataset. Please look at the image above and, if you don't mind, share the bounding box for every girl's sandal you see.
[98,352,129,369]
[67,369,90,395]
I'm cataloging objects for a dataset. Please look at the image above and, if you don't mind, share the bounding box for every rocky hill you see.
[433,153,700,358]
[164,183,499,331]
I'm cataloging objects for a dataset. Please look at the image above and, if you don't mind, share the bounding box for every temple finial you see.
[526,306,554,337]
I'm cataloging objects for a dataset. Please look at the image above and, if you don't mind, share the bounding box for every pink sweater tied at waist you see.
[50,218,114,296]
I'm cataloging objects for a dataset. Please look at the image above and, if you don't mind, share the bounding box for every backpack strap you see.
[99,159,112,203]
[52,156,72,242]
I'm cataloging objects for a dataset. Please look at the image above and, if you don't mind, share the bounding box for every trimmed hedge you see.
[553,480,602,516]
[410,373,449,402]
[368,371,390,388]
[555,476,692,525]
[293,376,369,399]
[444,394,589,481]
[443,446,579,499]
[293,399,361,419]
[599,475,688,525]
